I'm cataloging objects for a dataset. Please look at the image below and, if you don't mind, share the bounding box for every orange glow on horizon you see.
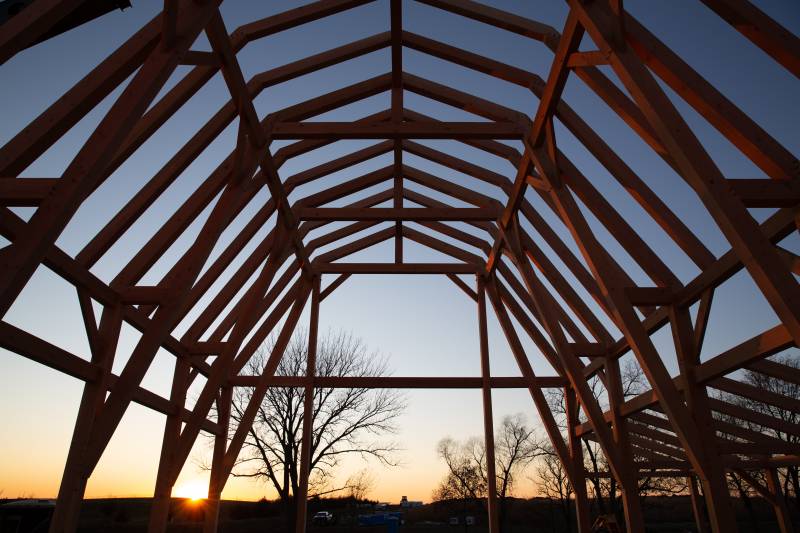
[173,480,207,501]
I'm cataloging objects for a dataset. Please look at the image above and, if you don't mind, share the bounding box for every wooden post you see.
[203,386,232,533]
[766,468,796,533]
[148,358,191,533]
[605,357,645,533]
[390,0,403,263]
[477,277,500,533]
[669,305,738,533]
[484,277,583,515]
[295,275,321,533]
[49,304,123,533]
[565,387,591,532]
[688,475,711,533]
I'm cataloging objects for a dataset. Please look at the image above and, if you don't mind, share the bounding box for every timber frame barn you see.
[0,1,799,532]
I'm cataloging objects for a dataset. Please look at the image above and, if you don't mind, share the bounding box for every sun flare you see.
[174,480,207,501]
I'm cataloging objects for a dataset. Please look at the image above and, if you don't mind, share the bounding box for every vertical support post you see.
[766,468,796,533]
[50,304,123,533]
[688,475,711,533]
[203,385,232,533]
[477,276,499,533]
[605,357,645,532]
[669,306,737,533]
[390,0,403,264]
[295,275,321,533]
[565,387,591,533]
[148,358,191,533]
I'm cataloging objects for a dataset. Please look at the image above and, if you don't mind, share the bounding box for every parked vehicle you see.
[0,499,55,533]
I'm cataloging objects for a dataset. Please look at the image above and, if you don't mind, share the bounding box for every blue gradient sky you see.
[0,0,798,503]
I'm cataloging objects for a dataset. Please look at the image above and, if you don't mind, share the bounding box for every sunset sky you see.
[1,0,798,505]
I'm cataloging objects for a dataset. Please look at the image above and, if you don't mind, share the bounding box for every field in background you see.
[1,495,797,532]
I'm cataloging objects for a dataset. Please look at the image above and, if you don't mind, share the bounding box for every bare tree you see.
[494,414,544,530]
[222,329,405,532]
[535,444,574,533]
[343,469,374,501]
[433,415,542,532]
[433,437,486,503]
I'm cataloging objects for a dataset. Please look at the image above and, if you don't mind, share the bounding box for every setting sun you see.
[173,480,207,502]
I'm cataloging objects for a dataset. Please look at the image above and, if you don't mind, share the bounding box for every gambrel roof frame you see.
[0,1,799,532]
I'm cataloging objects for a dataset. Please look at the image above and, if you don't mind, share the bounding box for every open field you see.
[1,496,797,532]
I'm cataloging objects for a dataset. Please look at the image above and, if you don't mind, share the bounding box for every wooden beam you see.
[485,12,584,274]
[728,178,800,208]
[414,0,558,43]
[567,50,610,68]
[295,276,320,533]
[577,323,794,438]
[747,357,800,387]
[700,0,800,77]
[0,178,57,206]
[569,342,607,358]
[0,321,218,434]
[0,0,220,318]
[446,274,478,301]
[270,121,526,139]
[297,207,500,221]
[585,1,800,349]
[477,278,500,533]
[709,376,800,414]
[206,10,313,280]
[228,375,567,388]
[118,286,172,304]
[238,0,377,41]
[314,263,481,274]
[391,0,403,264]
[0,0,85,65]
[766,467,797,533]
[625,286,675,306]
[180,50,218,66]
[319,273,351,301]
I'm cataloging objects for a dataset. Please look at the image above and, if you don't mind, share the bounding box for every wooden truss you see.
[0,1,798,532]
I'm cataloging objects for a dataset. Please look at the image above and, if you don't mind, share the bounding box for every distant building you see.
[399,496,422,508]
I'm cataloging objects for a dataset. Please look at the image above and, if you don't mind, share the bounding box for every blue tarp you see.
[357,512,403,526]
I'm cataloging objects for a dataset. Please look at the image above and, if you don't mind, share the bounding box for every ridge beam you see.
[315,262,481,274]
[297,207,500,221]
[271,121,526,139]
